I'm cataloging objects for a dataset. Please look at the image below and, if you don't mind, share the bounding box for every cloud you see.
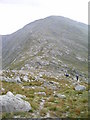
[0,0,40,7]
[0,0,88,34]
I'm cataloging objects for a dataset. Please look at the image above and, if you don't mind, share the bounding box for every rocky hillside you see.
[2,16,88,79]
[0,16,88,118]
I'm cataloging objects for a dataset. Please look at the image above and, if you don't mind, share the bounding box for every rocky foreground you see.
[0,70,88,118]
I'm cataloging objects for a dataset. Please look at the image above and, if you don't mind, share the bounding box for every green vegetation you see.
[0,74,88,118]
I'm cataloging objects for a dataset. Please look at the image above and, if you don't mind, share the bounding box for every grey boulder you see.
[0,91,31,112]
[75,85,86,91]
[55,94,66,99]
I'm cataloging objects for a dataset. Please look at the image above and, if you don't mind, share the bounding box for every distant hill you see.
[2,16,88,78]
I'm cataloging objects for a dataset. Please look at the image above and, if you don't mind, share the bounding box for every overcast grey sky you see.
[0,0,88,35]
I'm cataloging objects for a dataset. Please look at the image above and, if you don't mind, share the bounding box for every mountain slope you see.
[2,16,88,78]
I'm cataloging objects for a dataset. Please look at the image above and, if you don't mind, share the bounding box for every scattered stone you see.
[39,78,45,82]
[55,94,66,99]
[15,94,26,99]
[43,82,57,90]
[0,88,5,92]
[72,82,78,86]
[40,99,45,110]
[43,81,58,90]
[23,75,29,82]
[45,112,50,118]
[14,76,21,83]
[6,91,14,96]
[23,86,45,90]
[49,81,59,85]
[75,85,86,91]
[0,91,31,112]
[13,115,21,118]
[76,56,85,62]
[34,92,46,96]
[21,86,24,89]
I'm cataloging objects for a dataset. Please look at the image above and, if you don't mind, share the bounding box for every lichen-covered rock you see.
[0,91,31,112]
